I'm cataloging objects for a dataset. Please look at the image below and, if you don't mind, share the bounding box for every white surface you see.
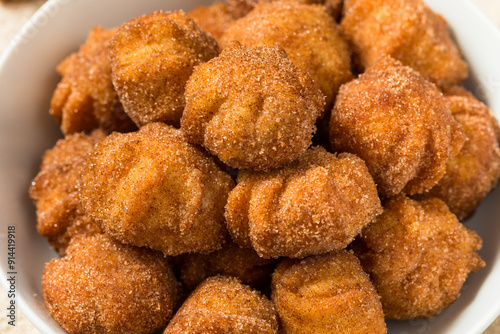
[0,0,500,333]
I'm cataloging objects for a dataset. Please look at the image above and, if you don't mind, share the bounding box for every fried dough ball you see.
[272,250,387,334]
[341,0,467,87]
[181,41,323,171]
[108,11,219,127]
[221,1,352,114]
[187,2,235,45]
[419,88,500,220]
[42,234,180,334]
[225,146,382,258]
[330,56,465,198]
[352,195,485,319]
[50,26,136,135]
[175,240,277,291]
[164,276,278,333]
[80,122,234,256]
[29,130,106,255]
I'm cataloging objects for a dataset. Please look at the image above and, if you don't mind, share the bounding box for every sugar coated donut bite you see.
[181,41,324,171]
[42,234,181,334]
[352,195,485,319]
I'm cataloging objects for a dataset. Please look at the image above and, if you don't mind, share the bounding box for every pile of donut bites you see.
[29,0,500,333]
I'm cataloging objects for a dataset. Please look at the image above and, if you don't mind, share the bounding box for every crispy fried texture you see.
[164,276,278,333]
[42,234,180,334]
[225,146,382,258]
[50,26,136,135]
[341,0,467,87]
[80,123,234,256]
[29,130,106,255]
[330,56,465,197]
[353,195,485,319]
[175,240,277,291]
[221,1,352,114]
[272,250,387,334]
[419,88,500,220]
[108,11,219,127]
[188,2,235,46]
[181,41,323,171]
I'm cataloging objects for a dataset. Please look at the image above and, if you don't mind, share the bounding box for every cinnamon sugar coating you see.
[29,130,106,255]
[42,234,180,334]
[181,41,323,171]
[225,146,382,258]
[324,0,344,20]
[272,250,387,334]
[341,0,468,87]
[108,11,219,127]
[50,26,136,135]
[221,1,352,114]
[330,56,465,197]
[352,195,485,319]
[188,2,235,46]
[164,276,278,333]
[80,123,234,256]
[175,240,277,291]
[419,87,500,220]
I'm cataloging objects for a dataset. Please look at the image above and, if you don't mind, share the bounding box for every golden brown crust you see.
[188,2,235,45]
[419,89,500,220]
[353,195,485,319]
[29,130,106,255]
[272,250,387,333]
[80,123,234,256]
[181,41,324,171]
[50,26,136,135]
[108,11,219,127]
[175,240,277,291]
[164,276,278,334]
[42,234,180,334]
[221,1,352,114]
[330,56,465,197]
[225,146,382,258]
[341,0,467,87]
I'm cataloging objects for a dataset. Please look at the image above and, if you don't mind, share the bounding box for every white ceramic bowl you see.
[1,0,499,333]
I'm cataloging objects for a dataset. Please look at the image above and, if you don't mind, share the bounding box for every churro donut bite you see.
[330,56,465,198]
[420,87,500,220]
[108,11,219,127]
[188,2,235,45]
[341,0,468,87]
[224,146,382,258]
[352,195,485,319]
[175,240,277,291]
[164,276,279,333]
[221,1,352,114]
[50,26,136,135]
[272,250,387,334]
[226,0,324,19]
[42,234,180,334]
[80,122,234,256]
[29,130,106,255]
[181,41,323,171]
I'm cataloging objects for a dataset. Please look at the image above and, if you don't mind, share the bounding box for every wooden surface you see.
[0,0,499,333]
